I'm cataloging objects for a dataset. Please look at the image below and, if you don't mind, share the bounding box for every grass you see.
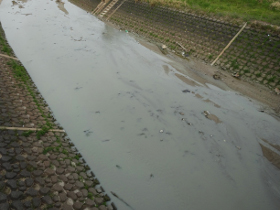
[144,0,280,26]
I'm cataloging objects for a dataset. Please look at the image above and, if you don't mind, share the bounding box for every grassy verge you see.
[144,0,280,26]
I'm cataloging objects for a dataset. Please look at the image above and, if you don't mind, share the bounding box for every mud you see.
[260,144,280,170]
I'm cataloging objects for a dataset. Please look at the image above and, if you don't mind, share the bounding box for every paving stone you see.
[42,195,53,205]
[10,191,23,200]
[35,177,45,185]
[61,203,73,210]
[52,183,63,192]
[81,189,88,197]
[0,202,9,210]
[79,172,87,179]
[20,170,31,177]
[56,167,64,174]
[5,172,17,179]
[11,200,23,210]
[59,175,68,182]
[15,155,25,161]
[52,160,60,167]
[67,191,77,200]
[53,195,60,202]
[85,180,93,187]
[94,197,104,205]
[59,192,67,202]
[19,162,27,169]
[75,181,84,189]
[85,198,95,207]
[51,175,58,183]
[6,180,17,190]
[26,188,38,196]
[76,191,83,198]
[2,163,12,171]
[25,178,34,187]
[39,187,50,195]
[99,205,107,210]
[54,202,61,208]
[45,168,55,175]
[73,201,83,210]
[88,188,98,195]
[0,192,7,203]
[64,183,73,191]
[43,161,50,167]
[67,166,76,173]
[23,200,32,208]
[0,182,6,191]
[32,197,41,208]
[33,170,43,177]
[38,154,48,161]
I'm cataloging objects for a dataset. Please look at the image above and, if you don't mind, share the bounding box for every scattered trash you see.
[203,111,222,123]
[83,129,92,136]
[159,129,164,133]
[125,30,128,33]
[236,146,241,150]
[102,139,110,142]
[182,89,190,93]
[275,88,280,95]
[162,45,167,50]
[179,112,184,115]
[181,118,185,121]
[181,51,189,57]
[232,72,240,78]
[213,74,221,80]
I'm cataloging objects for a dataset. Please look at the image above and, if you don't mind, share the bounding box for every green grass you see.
[145,0,280,26]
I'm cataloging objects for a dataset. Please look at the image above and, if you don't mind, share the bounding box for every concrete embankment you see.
[81,0,280,91]
[0,22,114,210]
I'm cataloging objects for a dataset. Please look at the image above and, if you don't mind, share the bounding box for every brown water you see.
[1,0,280,209]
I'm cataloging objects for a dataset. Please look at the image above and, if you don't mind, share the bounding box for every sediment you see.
[79,0,280,91]
[0,23,115,210]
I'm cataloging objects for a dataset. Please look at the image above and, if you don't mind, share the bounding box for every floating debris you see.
[159,129,164,133]
[102,139,110,142]
[182,89,190,93]
[213,74,221,80]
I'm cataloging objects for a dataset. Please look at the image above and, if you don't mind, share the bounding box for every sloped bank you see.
[105,0,280,89]
[77,0,280,91]
[0,22,115,210]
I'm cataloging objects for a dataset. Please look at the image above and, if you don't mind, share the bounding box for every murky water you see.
[1,0,280,209]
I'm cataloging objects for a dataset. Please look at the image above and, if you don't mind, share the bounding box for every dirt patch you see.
[56,0,69,14]
[203,99,221,108]
[262,139,280,152]
[203,111,222,123]
[175,73,201,87]
[260,144,280,169]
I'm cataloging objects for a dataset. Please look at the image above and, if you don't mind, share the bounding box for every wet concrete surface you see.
[1,0,280,209]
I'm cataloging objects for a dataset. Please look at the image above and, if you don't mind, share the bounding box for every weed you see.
[22,130,34,137]
[43,147,54,155]
[88,192,94,200]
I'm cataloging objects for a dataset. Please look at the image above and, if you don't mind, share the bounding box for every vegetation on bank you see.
[144,0,280,26]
